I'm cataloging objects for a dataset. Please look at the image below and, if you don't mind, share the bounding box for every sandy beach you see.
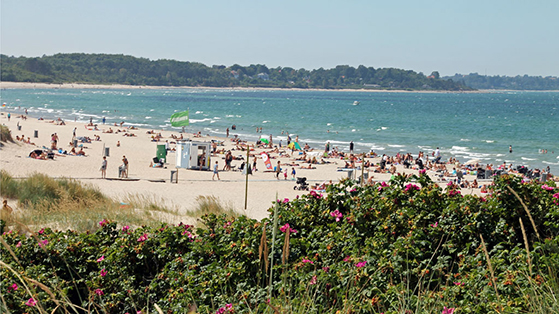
[0,81,483,93]
[1,108,487,221]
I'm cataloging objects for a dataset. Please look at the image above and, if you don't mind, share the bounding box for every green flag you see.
[170,110,189,127]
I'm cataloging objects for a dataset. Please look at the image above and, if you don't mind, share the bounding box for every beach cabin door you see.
[176,142,192,169]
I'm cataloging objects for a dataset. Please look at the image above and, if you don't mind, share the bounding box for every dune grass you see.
[0,171,186,232]
[0,125,14,143]
[1,170,241,232]
[187,195,239,218]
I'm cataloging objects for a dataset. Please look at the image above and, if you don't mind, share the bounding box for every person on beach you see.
[434,147,441,164]
[349,141,354,154]
[122,155,129,178]
[252,157,257,172]
[100,156,107,178]
[226,127,229,137]
[276,161,281,180]
[1,199,13,221]
[325,142,330,154]
[102,117,106,124]
[509,145,513,153]
[213,161,220,180]
[7,113,11,121]
[291,167,296,179]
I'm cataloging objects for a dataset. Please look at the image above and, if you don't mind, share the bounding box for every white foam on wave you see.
[262,121,269,124]
[543,161,559,165]
[521,157,536,161]
[351,129,356,132]
[195,111,203,114]
[145,116,152,119]
[381,127,388,130]
[190,118,213,123]
[460,138,471,142]
[388,144,405,148]
[484,140,495,143]
[327,123,332,126]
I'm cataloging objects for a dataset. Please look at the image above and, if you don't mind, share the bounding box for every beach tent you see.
[287,142,302,150]
[176,141,211,170]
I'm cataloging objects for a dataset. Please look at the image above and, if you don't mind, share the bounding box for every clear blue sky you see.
[1,0,558,77]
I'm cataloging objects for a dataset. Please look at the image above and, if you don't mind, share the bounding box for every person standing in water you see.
[509,145,513,153]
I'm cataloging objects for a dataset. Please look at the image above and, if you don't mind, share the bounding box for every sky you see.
[1,0,558,77]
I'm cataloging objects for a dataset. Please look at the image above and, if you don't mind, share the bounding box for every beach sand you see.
[0,110,484,222]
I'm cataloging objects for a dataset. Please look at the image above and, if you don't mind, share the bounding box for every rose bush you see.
[1,174,558,313]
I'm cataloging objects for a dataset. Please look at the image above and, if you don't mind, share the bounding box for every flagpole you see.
[244,143,250,210]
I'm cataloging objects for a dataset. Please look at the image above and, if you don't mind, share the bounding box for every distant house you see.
[230,70,239,79]
[257,73,269,80]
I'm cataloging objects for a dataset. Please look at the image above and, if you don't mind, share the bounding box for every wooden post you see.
[244,144,250,210]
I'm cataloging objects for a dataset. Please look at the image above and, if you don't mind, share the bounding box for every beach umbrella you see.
[260,138,269,144]
[287,142,302,150]
[464,158,481,165]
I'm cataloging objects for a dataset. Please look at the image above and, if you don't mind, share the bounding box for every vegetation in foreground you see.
[1,53,470,91]
[1,174,559,313]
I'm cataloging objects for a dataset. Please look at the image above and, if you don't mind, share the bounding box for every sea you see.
[1,88,558,174]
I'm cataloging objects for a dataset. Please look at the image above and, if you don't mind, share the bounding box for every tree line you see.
[444,73,559,90]
[1,53,470,91]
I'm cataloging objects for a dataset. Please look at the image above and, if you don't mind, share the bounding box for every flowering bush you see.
[1,174,558,313]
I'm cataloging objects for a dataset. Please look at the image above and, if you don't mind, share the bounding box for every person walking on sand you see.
[100,156,107,178]
[276,161,281,180]
[213,161,220,180]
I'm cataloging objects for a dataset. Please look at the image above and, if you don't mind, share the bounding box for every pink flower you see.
[430,222,439,228]
[38,228,44,234]
[38,239,48,247]
[309,275,317,285]
[95,289,104,296]
[137,233,148,242]
[453,282,464,286]
[122,225,130,232]
[442,307,455,314]
[16,241,22,248]
[8,283,17,292]
[322,266,330,273]
[97,255,105,262]
[330,210,343,222]
[404,184,420,192]
[25,298,36,307]
[553,192,559,199]
[302,258,314,264]
[541,184,554,191]
[355,261,367,268]
[343,256,351,262]
[99,219,108,227]
[100,268,107,277]
[419,169,426,175]
[279,223,297,234]
[283,198,289,203]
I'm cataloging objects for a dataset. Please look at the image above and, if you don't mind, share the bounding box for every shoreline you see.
[1,81,485,93]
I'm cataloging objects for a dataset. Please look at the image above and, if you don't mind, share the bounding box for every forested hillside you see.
[1,53,469,91]
[444,73,559,90]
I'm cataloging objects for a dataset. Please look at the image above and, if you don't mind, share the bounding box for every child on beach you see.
[291,167,296,180]
[213,161,220,180]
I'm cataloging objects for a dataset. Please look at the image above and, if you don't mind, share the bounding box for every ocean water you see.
[2,88,558,173]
